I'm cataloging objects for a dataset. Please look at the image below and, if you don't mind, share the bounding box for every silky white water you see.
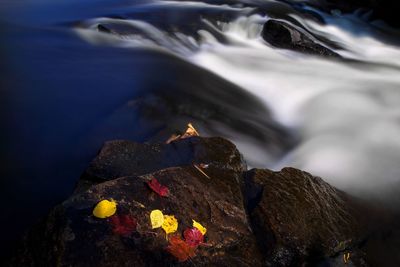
[76,0,400,203]
[192,14,400,200]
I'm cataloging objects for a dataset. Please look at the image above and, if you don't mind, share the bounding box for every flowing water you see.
[1,0,400,259]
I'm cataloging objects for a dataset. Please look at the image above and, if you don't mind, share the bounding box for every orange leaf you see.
[181,123,199,138]
[166,235,196,262]
[165,123,199,144]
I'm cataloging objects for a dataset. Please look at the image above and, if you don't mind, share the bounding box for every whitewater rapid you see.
[76,0,400,203]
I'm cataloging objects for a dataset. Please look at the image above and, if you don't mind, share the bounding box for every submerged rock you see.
[261,20,340,58]
[9,136,385,266]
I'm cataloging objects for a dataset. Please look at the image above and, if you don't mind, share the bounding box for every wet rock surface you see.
[79,136,246,191]
[11,165,262,267]
[261,20,340,58]
[8,136,397,266]
[245,168,366,266]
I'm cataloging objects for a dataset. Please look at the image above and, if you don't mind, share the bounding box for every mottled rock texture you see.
[261,20,340,58]
[78,136,246,191]
[9,136,380,267]
[245,168,367,266]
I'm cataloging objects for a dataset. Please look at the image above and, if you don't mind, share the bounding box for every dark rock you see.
[96,22,148,36]
[10,165,263,267]
[9,136,391,266]
[244,168,367,266]
[79,136,246,191]
[261,20,340,58]
[97,24,112,34]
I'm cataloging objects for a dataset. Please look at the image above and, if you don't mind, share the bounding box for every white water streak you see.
[192,14,400,198]
[76,1,400,201]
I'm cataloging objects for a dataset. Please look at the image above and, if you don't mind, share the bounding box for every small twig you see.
[166,134,181,144]
[132,200,146,209]
[141,230,158,236]
[193,164,211,179]
[343,252,351,264]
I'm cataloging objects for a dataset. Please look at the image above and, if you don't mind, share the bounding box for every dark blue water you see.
[0,1,282,257]
[0,0,167,254]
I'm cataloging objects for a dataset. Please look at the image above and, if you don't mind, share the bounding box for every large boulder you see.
[9,137,262,267]
[10,136,394,266]
[10,165,262,267]
[244,168,367,266]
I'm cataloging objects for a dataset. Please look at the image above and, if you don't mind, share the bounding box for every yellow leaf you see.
[93,199,117,218]
[162,215,178,235]
[192,220,207,235]
[184,123,199,137]
[165,123,199,144]
[150,210,164,229]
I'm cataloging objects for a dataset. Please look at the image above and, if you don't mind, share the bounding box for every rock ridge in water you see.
[261,20,340,58]
[9,136,385,266]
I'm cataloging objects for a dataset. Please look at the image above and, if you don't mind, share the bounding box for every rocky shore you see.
[9,128,400,267]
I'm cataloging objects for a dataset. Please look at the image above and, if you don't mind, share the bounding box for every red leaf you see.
[183,228,204,247]
[110,214,137,236]
[166,235,196,262]
[147,177,169,197]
